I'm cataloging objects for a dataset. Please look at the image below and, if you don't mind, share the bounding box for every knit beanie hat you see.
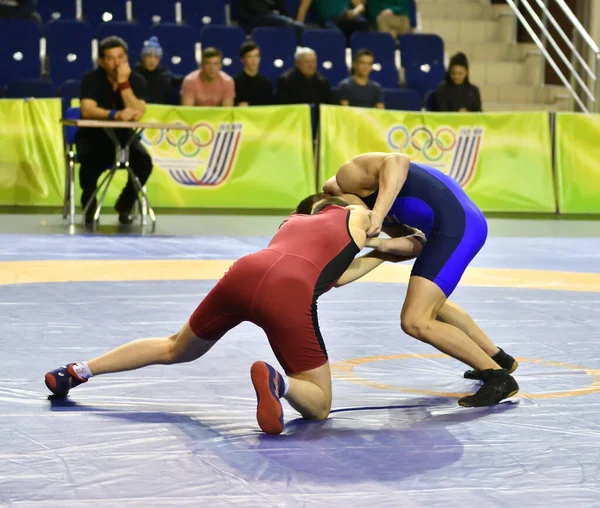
[142,36,163,58]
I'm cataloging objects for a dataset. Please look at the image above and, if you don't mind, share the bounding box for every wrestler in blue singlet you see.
[360,162,488,297]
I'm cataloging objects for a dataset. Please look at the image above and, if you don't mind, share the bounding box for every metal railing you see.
[503,0,600,112]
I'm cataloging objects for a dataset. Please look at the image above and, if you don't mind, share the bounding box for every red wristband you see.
[118,81,131,91]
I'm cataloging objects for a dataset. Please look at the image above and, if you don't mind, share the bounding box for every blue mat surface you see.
[1,234,599,506]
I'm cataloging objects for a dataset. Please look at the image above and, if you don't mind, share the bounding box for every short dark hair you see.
[99,36,128,58]
[240,40,260,58]
[353,48,374,63]
[202,47,223,61]
[311,196,349,215]
[294,193,326,215]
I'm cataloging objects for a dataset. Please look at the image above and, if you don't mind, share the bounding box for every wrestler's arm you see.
[369,153,410,234]
[382,223,413,237]
[335,212,423,287]
[323,175,342,195]
[340,193,368,207]
[334,252,387,287]
[329,153,410,236]
[365,235,424,258]
[334,247,420,288]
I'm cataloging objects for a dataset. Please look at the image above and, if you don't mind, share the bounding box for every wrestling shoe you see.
[464,348,518,380]
[250,361,285,435]
[458,369,519,407]
[44,363,87,397]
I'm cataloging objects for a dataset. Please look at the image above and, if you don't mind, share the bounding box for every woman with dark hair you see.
[431,52,482,112]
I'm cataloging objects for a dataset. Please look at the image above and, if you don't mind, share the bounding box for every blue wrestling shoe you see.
[250,361,285,435]
[44,363,87,397]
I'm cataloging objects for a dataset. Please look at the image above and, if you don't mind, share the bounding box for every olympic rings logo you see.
[387,126,457,162]
[141,122,215,159]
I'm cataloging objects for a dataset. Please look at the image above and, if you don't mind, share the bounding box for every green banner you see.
[138,104,314,208]
[0,99,65,206]
[0,101,315,209]
[318,106,556,213]
[555,113,600,214]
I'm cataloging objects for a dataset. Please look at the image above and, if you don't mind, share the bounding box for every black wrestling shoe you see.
[118,211,134,225]
[464,348,518,380]
[458,369,519,407]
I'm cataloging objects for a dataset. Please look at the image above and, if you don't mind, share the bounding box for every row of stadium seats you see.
[0,21,444,97]
[39,0,418,30]
[40,0,225,27]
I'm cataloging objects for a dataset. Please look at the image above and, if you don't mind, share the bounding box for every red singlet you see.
[188,205,360,373]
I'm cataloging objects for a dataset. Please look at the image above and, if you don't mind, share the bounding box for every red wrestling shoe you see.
[250,361,285,435]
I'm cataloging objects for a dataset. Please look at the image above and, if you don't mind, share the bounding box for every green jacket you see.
[312,0,350,22]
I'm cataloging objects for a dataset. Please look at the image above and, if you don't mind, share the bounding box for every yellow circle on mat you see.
[1,260,600,292]
[330,354,600,399]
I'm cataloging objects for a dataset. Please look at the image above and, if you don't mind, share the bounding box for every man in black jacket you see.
[239,0,304,43]
[276,47,333,105]
[134,36,173,105]
[234,40,273,106]
[77,37,152,226]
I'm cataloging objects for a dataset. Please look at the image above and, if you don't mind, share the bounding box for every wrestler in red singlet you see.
[188,204,360,373]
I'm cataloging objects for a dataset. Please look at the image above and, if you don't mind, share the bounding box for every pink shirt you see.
[181,70,235,106]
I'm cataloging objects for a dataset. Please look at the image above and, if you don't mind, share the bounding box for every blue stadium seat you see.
[149,24,198,76]
[400,33,444,68]
[60,79,81,112]
[399,33,445,98]
[200,25,247,76]
[408,0,417,28]
[0,20,41,84]
[96,22,145,61]
[82,0,127,25]
[302,29,348,87]
[384,88,421,111]
[350,32,399,88]
[251,27,296,84]
[5,79,57,99]
[46,21,93,85]
[38,0,76,23]
[181,0,226,29]
[132,0,176,26]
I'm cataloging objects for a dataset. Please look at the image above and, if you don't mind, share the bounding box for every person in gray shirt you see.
[337,49,385,109]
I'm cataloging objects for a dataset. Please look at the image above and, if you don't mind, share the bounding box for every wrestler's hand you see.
[116,108,138,121]
[117,62,132,84]
[366,213,383,237]
[365,237,382,249]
